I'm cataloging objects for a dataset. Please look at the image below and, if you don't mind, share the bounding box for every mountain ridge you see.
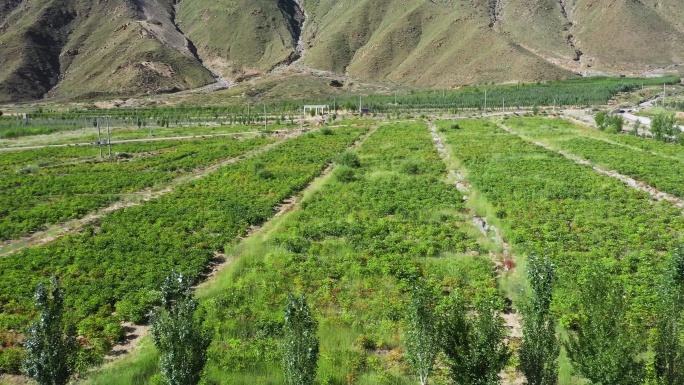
[0,0,682,103]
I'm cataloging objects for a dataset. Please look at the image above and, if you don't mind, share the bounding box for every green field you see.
[2,112,684,384]
[0,137,274,241]
[0,127,364,372]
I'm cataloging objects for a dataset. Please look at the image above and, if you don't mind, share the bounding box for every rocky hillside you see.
[0,0,682,102]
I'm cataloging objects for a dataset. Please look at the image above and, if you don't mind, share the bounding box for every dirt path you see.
[427,121,512,258]
[0,134,302,257]
[104,322,150,361]
[0,130,275,152]
[427,120,523,385]
[498,122,684,209]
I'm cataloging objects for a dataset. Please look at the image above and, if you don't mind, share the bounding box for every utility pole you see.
[106,116,112,158]
[263,104,267,130]
[503,98,505,112]
[247,102,251,124]
[359,95,362,114]
[300,107,303,131]
[97,116,102,158]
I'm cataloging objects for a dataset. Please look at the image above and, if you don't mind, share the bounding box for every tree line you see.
[21,245,684,385]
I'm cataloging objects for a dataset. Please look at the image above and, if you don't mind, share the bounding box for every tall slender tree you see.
[519,254,559,385]
[654,245,684,385]
[23,277,78,385]
[151,271,211,385]
[405,280,438,385]
[438,291,510,385]
[564,264,645,385]
[282,294,319,385]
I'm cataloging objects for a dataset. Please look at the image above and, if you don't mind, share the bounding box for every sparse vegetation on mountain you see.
[1,0,683,102]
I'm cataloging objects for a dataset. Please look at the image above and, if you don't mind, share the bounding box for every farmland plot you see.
[195,122,496,384]
[504,117,684,199]
[84,122,499,385]
[439,119,684,326]
[0,137,274,241]
[0,128,363,372]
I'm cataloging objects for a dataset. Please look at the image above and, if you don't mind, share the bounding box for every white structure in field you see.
[303,105,329,115]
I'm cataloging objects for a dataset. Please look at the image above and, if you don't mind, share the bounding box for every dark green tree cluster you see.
[595,112,624,133]
[562,246,684,384]
[564,265,646,385]
[404,280,510,385]
[23,278,77,385]
[651,114,681,144]
[653,245,684,385]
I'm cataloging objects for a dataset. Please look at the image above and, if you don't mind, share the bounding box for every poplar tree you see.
[519,254,559,385]
[151,271,211,385]
[564,265,645,385]
[654,245,684,385]
[405,281,438,385]
[438,291,510,385]
[282,294,319,385]
[23,277,77,385]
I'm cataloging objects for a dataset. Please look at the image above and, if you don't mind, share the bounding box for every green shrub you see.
[355,334,376,351]
[401,159,421,175]
[257,169,275,180]
[595,111,607,129]
[334,165,356,182]
[253,162,265,173]
[337,151,361,168]
[321,127,334,135]
[0,346,24,373]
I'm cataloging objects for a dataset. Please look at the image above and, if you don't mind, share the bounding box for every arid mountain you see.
[0,0,682,102]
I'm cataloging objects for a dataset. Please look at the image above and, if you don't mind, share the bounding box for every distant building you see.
[303,105,329,115]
